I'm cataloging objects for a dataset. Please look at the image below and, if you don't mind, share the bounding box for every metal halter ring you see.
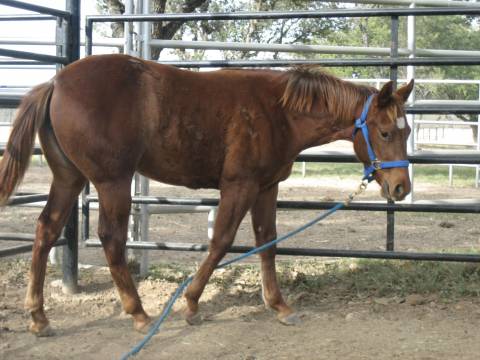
[372,160,382,170]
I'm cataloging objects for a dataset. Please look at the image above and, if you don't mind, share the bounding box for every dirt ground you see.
[1,164,480,359]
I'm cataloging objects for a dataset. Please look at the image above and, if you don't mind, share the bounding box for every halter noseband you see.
[353,94,410,183]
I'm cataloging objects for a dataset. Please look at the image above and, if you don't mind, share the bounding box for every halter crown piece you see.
[353,94,410,183]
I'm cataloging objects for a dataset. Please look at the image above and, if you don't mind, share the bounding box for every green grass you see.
[276,259,480,299]
[148,258,480,300]
[414,164,477,186]
[292,163,478,187]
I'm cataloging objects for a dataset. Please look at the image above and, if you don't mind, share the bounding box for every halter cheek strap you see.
[352,94,410,183]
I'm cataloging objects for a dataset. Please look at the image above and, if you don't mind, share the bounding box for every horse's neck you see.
[285,97,366,154]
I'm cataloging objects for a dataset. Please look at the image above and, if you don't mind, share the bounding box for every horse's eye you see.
[380,131,391,140]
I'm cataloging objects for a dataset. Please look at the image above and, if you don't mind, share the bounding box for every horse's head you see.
[353,80,414,201]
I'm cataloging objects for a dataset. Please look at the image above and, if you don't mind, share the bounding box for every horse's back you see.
[48,54,289,188]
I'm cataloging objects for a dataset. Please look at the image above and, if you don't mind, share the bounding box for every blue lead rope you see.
[120,202,345,359]
[121,93,411,359]
[353,94,409,182]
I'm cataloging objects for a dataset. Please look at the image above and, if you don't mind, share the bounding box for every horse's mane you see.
[280,66,377,122]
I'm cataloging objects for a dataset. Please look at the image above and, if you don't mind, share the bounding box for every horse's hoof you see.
[185,311,203,326]
[278,312,301,326]
[134,318,152,334]
[30,323,55,337]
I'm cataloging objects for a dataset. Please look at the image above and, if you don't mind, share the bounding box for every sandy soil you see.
[2,259,480,360]
[1,164,480,359]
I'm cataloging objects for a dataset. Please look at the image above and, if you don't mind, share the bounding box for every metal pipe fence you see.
[332,0,479,7]
[0,14,56,21]
[0,238,67,258]
[84,195,480,213]
[85,240,480,263]
[148,39,480,58]
[82,6,480,264]
[0,0,80,293]
[0,0,70,19]
[84,7,480,56]
[2,4,480,282]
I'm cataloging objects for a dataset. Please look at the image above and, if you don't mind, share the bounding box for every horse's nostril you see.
[395,184,404,196]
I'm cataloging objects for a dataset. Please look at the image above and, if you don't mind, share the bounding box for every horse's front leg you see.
[251,184,300,325]
[184,180,259,325]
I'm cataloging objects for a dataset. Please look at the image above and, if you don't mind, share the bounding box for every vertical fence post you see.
[66,0,80,63]
[83,2,93,246]
[49,17,65,267]
[476,82,480,188]
[62,0,81,294]
[139,176,150,276]
[143,0,151,60]
[386,15,400,252]
[63,203,79,293]
[406,1,416,202]
[81,183,90,241]
[85,18,93,56]
[390,15,399,87]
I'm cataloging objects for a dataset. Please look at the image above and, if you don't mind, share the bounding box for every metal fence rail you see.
[85,7,480,23]
[85,240,480,263]
[154,57,480,68]
[0,14,56,21]
[297,151,480,164]
[0,0,70,19]
[5,92,479,114]
[333,0,479,7]
[0,238,67,257]
[0,48,68,65]
[84,7,480,56]
[148,39,480,58]
[84,195,480,213]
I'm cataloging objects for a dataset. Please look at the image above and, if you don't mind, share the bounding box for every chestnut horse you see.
[0,54,413,336]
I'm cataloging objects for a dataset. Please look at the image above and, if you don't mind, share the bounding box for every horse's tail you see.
[0,81,54,204]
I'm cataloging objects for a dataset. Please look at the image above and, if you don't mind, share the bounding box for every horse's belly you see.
[137,151,222,189]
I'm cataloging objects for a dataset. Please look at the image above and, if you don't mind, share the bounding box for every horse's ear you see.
[395,79,414,103]
[377,80,395,108]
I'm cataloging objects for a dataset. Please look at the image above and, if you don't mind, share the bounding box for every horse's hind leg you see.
[184,181,258,324]
[96,180,151,332]
[25,175,86,336]
[251,184,299,325]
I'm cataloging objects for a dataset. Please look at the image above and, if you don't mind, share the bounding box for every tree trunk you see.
[98,0,208,60]
[97,0,125,38]
[150,0,209,60]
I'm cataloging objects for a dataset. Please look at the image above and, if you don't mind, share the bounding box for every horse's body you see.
[53,56,296,190]
[0,54,413,335]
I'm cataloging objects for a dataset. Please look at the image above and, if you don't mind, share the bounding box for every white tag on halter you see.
[396,116,406,129]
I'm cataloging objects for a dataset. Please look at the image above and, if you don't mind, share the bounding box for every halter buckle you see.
[372,160,382,170]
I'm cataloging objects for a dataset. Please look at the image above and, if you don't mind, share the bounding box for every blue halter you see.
[353,94,410,183]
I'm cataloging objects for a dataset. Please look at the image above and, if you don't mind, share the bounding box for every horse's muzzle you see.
[381,174,411,201]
